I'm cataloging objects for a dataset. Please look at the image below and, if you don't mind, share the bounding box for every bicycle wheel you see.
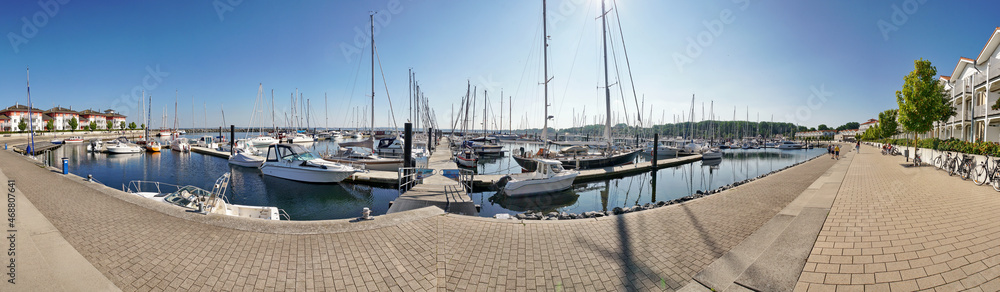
[962,163,973,180]
[974,164,988,185]
[949,161,958,176]
[993,169,1000,192]
[933,157,942,169]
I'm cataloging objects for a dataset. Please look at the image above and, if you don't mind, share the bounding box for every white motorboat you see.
[375,136,405,157]
[86,139,104,152]
[777,141,804,150]
[260,144,358,183]
[644,141,679,157]
[322,147,403,172]
[170,138,191,152]
[701,148,723,160]
[145,140,162,152]
[125,173,281,220]
[455,149,477,168]
[63,136,84,143]
[287,133,314,143]
[195,136,219,149]
[249,135,278,146]
[501,158,579,197]
[229,147,265,168]
[106,138,143,154]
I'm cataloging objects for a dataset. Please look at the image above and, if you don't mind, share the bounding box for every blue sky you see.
[2,0,998,130]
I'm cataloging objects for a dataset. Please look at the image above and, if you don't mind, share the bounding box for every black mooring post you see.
[428,127,434,152]
[230,125,235,156]
[652,133,658,168]
[403,123,413,190]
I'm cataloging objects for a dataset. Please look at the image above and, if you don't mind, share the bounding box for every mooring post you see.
[428,127,434,152]
[652,133,658,168]
[230,125,235,156]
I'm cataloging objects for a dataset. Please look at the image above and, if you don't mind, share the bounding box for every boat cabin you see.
[265,144,318,162]
[534,158,566,175]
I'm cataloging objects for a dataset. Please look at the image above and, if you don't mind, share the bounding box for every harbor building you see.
[45,106,80,131]
[78,109,109,130]
[0,103,44,132]
[932,27,1000,142]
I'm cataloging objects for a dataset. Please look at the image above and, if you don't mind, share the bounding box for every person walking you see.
[829,145,834,159]
[835,144,841,160]
[856,141,860,153]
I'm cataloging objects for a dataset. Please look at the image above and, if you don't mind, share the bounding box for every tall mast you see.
[174,89,178,131]
[509,96,512,135]
[500,89,503,135]
[370,12,375,134]
[541,0,549,142]
[409,68,412,124]
[483,89,487,135]
[601,0,612,145]
[325,93,328,130]
[270,89,276,133]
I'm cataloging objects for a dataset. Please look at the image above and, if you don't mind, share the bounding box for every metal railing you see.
[397,167,434,193]
[458,169,475,192]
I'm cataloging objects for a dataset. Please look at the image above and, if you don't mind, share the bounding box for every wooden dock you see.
[386,138,477,215]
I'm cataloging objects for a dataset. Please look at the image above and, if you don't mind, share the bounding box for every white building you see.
[932,27,1000,142]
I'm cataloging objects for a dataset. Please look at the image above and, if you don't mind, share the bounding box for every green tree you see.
[68,117,78,132]
[808,127,816,131]
[877,109,899,139]
[836,122,860,131]
[817,124,830,131]
[140,123,145,130]
[128,122,137,130]
[120,121,126,130]
[45,120,54,131]
[896,58,954,147]
[88,121,97,131]
[106,121,113,132]
[17,120,26,132]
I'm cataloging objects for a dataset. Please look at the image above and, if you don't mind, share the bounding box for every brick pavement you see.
[0,149,835,291]
[796,146,1000,291]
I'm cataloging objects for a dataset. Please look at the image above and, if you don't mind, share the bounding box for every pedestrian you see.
[856,141,860,153]
[835,145,840,160]
[829,145,833,159]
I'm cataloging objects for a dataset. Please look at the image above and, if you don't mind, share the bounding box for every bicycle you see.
[933,150,947,169]
[973,155,1000,191]
[957,154,976,180]
[912,152,922,167]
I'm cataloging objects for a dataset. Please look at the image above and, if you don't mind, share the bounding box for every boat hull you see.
[513,149,641,171]
[322,157,403,171]
[503,173,578,197]
[260,163,353,183]
[106,146,142,154]
[229,153,264,168]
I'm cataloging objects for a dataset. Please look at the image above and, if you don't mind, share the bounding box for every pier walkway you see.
[2,139,839,291]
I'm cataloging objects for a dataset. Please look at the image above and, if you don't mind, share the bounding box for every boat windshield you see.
[550,164,564,173]
[162,185,211,207]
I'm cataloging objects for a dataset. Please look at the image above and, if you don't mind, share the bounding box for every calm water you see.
[42,134,824,220]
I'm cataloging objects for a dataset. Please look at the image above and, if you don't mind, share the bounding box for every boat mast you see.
[370,12,375,136]
[601,0,612,146]
[270,89,276,134]
[499,89,503,136]
[541,0,549,143]
[483,89,487,136]
[174,90,178,132]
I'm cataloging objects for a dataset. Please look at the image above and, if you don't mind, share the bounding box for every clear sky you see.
[2,0,999,130]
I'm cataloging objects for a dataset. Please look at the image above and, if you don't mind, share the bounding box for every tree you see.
[106,121,114,132]
[897,58,954,146]
[17,120,26,132]
[88,121,97,132]
[68,117,78,132]
[877,109,899,139]
[140,123,145,130]
[836,122,860,131]
[808,127,816,131]
[120,121,126,131]
[128,122,137,130]
[817,124,830,131]
[45,120,54,131]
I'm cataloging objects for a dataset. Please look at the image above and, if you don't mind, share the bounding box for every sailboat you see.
[144,93,161,152]
[333,13,407,171]
[512,0,640,172]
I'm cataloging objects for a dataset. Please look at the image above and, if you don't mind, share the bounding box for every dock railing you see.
[458,169,475,192]
[397,167,434,193]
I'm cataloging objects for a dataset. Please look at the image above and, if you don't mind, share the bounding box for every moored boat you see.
[500,158,579,197]
[259,144,358,183]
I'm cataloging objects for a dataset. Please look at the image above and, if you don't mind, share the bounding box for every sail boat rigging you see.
[512,0,640,172]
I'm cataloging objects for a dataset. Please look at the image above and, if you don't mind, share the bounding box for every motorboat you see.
[500,158,579,197]
[125,173,282,220]
[170,138,191,152]
[63,136,84,143]
[455,149,477,168]
[249,135,279,146]
[777,141,804,150]
[260,143,358,183]
[701,147,723,160]
[105,138,143,154]
[286,133,314,143]
[195,136,219,149]
[86,139,104,152]
[145,140,162,152]
[643,141,679,158]
[156,130,171,137]
[323,147,403,172]
[375,136,406,157]
[229,147,265,168]
[465,137,504,155]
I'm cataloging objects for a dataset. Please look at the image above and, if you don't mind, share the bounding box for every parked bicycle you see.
[973,155,1000,191]
[912,152,922,167]
[956,154,976,180]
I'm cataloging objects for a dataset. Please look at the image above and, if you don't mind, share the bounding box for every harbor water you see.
[42,135,825,220]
